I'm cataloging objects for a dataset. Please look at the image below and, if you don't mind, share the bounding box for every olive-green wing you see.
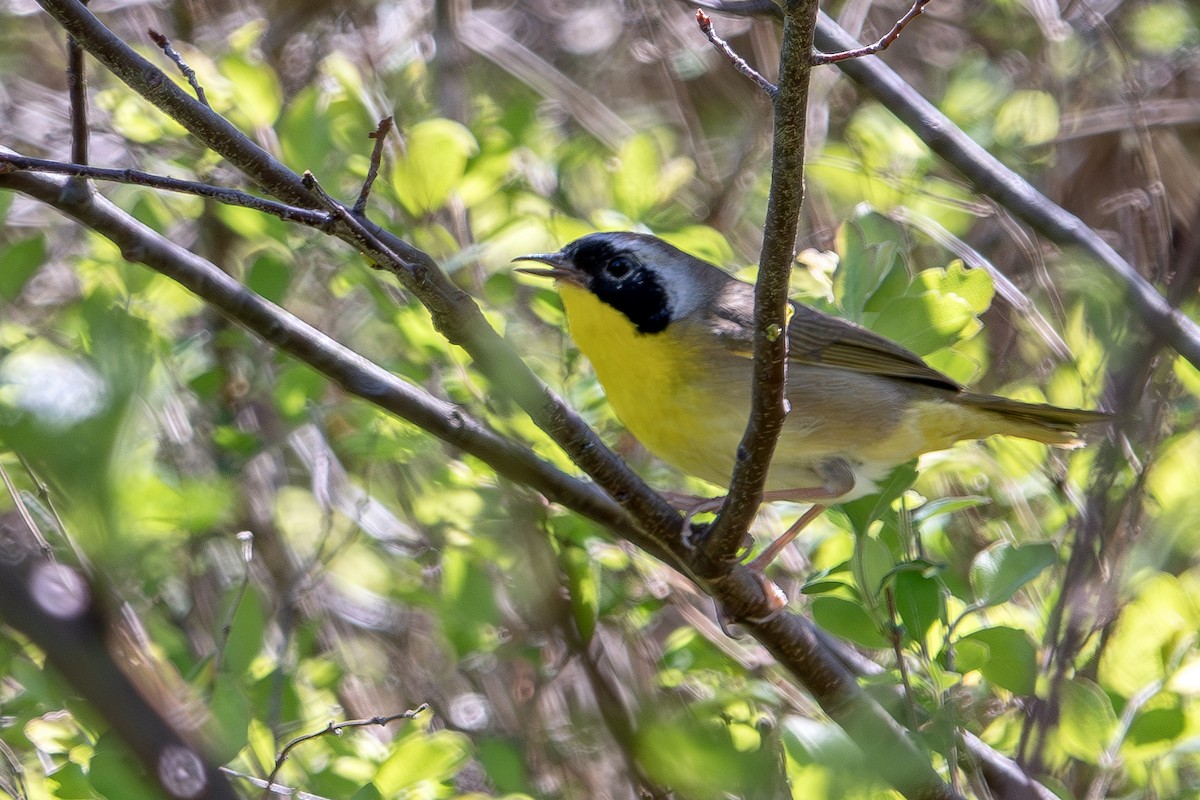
[787,302,961,390]
[709,281,961,391]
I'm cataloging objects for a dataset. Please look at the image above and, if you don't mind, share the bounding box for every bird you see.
[514,231,1108,570]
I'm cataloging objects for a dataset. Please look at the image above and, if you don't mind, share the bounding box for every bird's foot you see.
[660,491,727,548]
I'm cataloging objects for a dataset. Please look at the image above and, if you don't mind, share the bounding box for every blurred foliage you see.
[1,0,1199,799]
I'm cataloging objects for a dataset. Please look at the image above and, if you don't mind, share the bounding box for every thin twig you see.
[0,460,54,559]
[695,10,778,98]
[353,116,392,215]
[811,0,934,65]
[148,28,209,107]
[885,587,921,731]
[0,153,333,228]
[261,706,429,799]
[212,531,254,679]
[66,0,89,166]
[302,171,420,272]
[221,768,331,800]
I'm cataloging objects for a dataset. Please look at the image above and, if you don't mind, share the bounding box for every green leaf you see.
[246,252,292,303]
[373,730,471,795]
[892,569,943,643]
[970,542,1056,607]
[208,676,251,762]
[215,203,289,243]
[800,577,853,596]
[950,636,990,674]
[477,737,531,795]
[350,784,383,800]
[635,711,777,800]
[912,260,995,315]
[392,119,479,216]
[833,214,905,319]
[811,596,888,648]
[221,588,265,676]
[994,90,1060,147]
[1058,677,1118,764]
[90,730,159,800]
[959,626,1037,695]
[912,495,989,523]
[278,86,334,173]
[273,362,326,420]
[561,544,599,643]
[220,53,283,128]
[1127,704,1186,747]
[0,234,45,300]
[854,534,895,601]
[613,134,662,219]
[46,762,92,799]
[870,291,976,356]
[1100,573,1197,697]
[840,461,917,536]
[440,548,500,657]
[1129,2,1199,53]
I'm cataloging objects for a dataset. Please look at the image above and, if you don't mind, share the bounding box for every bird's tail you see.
[959,393,1112,447]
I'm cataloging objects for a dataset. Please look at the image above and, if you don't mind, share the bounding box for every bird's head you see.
[514,232,721,334]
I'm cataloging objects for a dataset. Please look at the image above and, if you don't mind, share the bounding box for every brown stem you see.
[700,0,818,567]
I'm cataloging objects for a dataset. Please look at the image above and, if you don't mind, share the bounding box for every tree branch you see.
[700,0,818,566]
[696,10,778,98]
[0,167,654,561]
[33,0,689,548]
[811,11,1200,370]
[0,152,332,227]
[0,539,240,800]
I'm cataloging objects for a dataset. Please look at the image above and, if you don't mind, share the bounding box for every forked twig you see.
[811,0,935,65]
[260,706,429,798]
[148,28,210,107]
[696,10,778,98]
[353,116,393,214]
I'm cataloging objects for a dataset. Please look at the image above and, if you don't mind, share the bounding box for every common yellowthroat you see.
[515,232,1107,568]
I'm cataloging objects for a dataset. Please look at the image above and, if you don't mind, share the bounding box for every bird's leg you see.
[749,458,856,572]
[747,504,828,572]
[658,491,726,547]
[660,491,724,517]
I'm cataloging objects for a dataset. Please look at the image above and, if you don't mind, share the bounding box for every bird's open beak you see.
[512,252,583,285]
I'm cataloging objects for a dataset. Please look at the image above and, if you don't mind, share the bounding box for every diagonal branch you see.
[0,152,332,226]
[31,0,686,545]
[811,11,1200,369]
[0,542,240,800]
[0,167,652,562]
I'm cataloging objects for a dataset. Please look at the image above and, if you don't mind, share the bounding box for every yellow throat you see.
[557,282,751,488]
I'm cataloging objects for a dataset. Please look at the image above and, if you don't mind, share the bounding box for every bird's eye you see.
[606,256,633,278]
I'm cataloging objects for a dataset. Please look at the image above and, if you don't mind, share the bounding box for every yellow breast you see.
[558,283,748,487]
